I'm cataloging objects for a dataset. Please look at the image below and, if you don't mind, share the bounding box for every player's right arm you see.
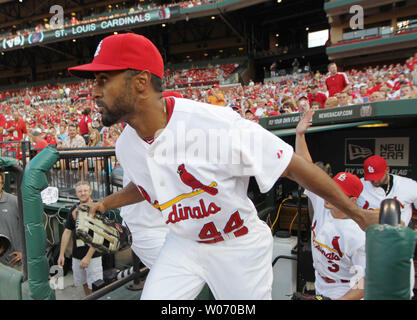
[282,155,378,231]
[89,181,144,217]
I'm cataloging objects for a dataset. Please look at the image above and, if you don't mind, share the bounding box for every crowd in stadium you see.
[1,52,417,156]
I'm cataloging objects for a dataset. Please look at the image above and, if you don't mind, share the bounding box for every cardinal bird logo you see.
[331,236,344,258]
[137,185,161,210]
[177,164,218,196]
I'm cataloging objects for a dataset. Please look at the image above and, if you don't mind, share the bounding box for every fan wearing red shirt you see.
[79,107,93,144]
[325,62,351,97]
[7,111,28,141]
[307,84,327,108]
[0,113,5,142]
[31,129,48,154]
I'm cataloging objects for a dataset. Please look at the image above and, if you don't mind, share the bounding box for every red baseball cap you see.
[333,172,363,198]
[68,33,164,79]
[363,155,387,181]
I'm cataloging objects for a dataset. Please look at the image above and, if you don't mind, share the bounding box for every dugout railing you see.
[29,147,122,201]
[0,140,30,169]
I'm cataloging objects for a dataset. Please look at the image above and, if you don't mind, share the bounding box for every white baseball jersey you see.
[120,176,169,268]
[357,175,417,225]
[116,97,293,299]
[305,190,366,299]
[116,97,294,243]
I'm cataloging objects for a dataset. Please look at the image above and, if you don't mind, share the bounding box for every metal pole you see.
[83,272,137,300]
[126,251,143,291]
[296,186,303,293]
[103,155,111,196]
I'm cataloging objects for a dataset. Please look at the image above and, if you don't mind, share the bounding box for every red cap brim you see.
[364,170,386,181]
[68,63,128,79]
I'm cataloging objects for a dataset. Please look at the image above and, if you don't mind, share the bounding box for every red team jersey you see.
[308,92,328,108]
[0,114,6,141]
[325,73,350,97]
[79,115,92,135]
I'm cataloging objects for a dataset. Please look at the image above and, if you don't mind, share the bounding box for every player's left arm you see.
[295,109,314,163]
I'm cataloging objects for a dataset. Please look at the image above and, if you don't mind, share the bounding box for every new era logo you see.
[277,150,283,159]
[348,144,373,161]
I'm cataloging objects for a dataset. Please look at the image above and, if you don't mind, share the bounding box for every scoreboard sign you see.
[1,7,178,51]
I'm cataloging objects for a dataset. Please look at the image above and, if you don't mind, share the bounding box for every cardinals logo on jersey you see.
[137,185,161,211]
[331,236,343,258]
[177,164,218,195]
[137,164,219,213]
[312,220,344,261]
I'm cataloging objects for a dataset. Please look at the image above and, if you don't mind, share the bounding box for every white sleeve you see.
[229,117,294,193]
[304,189,325,218]
[350,244,366,280]
[341,72,350,85]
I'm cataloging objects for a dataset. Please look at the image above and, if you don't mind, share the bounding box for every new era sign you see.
[345,137,409,167]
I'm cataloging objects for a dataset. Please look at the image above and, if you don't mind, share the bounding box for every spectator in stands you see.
[244,109,256,121]
[354,84,370,104]
[104,127,121,147]
[307,84,327,108]
[45,127,58,146]
[7,111,28,142]
[325,62,351,97]
[311,101,322,111]
[0,112,5,142]
[370,91,385,102]
[400,84,414,99]
[79,107,93,144]
[270,62,277,77]
[324,96,339,108]
[57,123,68,144]
[59,123,86,148]
[0,172,23,271]
[88,129,103,147]
[92,118,103,135]
[207,84,225,106]
[281,100,296,114]
[337,92,351,107]
[297,95,310,113]
[58,181,103,296]
[30,128,48,154]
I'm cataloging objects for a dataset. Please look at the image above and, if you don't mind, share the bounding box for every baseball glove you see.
[291,292,331,300]
[75,204,132,255]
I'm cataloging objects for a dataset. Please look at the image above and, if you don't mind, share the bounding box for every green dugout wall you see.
[259,99,417,181]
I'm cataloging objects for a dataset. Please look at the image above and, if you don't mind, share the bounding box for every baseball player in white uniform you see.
[68,33,377,300]
[120,91,183,269]
[357,155,417,226]
[296,110,367,300]
[357,154,417,294]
